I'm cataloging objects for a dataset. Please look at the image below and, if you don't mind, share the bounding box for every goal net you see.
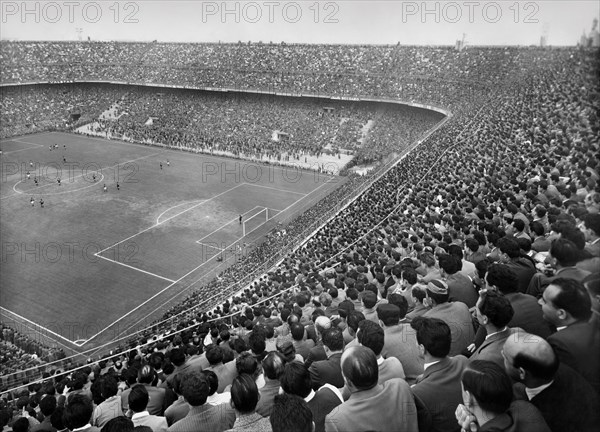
[243,207,270,237]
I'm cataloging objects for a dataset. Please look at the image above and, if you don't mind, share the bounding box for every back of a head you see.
[137,365,155,385]
[270,394,313,432]
[497,237,521,259]
[341,346,378,391]
[64,394,94,430]
[357,320,385,356]
[128,384,149,413]
[426,279,449,305]
[180,371,210,407]
[169,347,186,367]
[205,344,224,365]
[203,370,219,396]
[461,360,513,415]
[101,374,119,398]
[377,303,400,327]
[39,394,57,417]
[485,263,518,294]
[322,327,344,352]
[550,238,581,267]
[231,374,259,414]
[262,351,286,380]
[280,361,312,398]
[503,333,558,382]
[478,290,514,328]
[12,417,29,432]
[347,310,366,334]
[314,316,332,335]
[101,416,134,432]
[290,323,305,341]
[362,291,377,309]
[236,352,259,376]
[410,316,451,358]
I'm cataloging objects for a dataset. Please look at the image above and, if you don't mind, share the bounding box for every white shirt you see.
[525,381,554,400]
[423,360,441,371]
[485,327,508,340]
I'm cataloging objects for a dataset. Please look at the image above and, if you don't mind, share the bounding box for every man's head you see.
[128,384,149,413]
[475,290,514,330]
[180,371,210,407]
[425,279,449,306]
[410,316,451,360]
[230,374,259,414]
[356,320,385,356]
[314,316,332,338]
[362,291,377,309]
[377,303,401,327]
[280,361,312,398]
[539,278,592,327]
[262,351,286,381]
[582,213,600,241]
[270,394,313,432]
[497,237,521,260]
[438,254,461,276]
[461,360,513,416]
[549,238,581,268]
[502,332,558,386]
[485,263,518,294]
[322,327,344,355]
[63,394,94,430]
[340,346,379,392]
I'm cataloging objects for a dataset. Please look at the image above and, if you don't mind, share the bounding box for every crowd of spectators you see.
[0,42,599,431]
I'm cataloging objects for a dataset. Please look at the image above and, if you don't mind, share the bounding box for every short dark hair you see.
[411,285,427,303]
[497,237,521,259]
[180,371,210,406]
[248,328,266,354]
[465,238,479,253]
[203,370,219,396]
[205,345,224,365]
[386,294,408,318]
[513,219,525,232]
[322,327,344,351]
[583,213,600,236]
[549,278,592,321]
[39,394,57,417]
[377,303,400,326]
[347,311,365,333]
[486,263,518,294]
[101,416,134,432]
[357,320,385,356]
[550,238,582,267]
[290,323,305,341]
[236,352,259,376]
[101,375,119,399]
[362,291,377,309]
[169,348,186,367]
[270,394,313,432]
[438,254,461,275]
[461,360,513,415]
[12,417,29,432]
[530,221,545,237]
[64,394,94,430]
[411,317,451,358]
[401,267,418,285]
[231,374,259,414]
[280,361,311,398]
[478,291,514,328]
[128,384,149,413]
[341,346,378,391]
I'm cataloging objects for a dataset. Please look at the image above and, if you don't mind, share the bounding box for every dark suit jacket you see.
[381,323,424,385]
[305,343,326,368]
[307,385,343,432]
[255,379,280,417]
[309,352,344,390]
[411,356,468,432]
[548,320,600,395]
[469,328,522,368]
[293,338,315,361]
[513,364,599,432]
[478,401,550,432]
[506,258,536,293]
[527,266,591,298]
[423,302,475,357]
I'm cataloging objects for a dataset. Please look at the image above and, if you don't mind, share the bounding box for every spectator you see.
[410,317,467,432]
[356,319,405,383]
[92,376,123,428]
[308,328,344,390]
[269,394,313,432]
[324,346,418,432]
[439,254,478,308]
[205,345,238,394]
[497,237,536,293]
[255,352,285,417]
[128,385,168,432]
[63,394,99,432]
[226,374,271,431]
[290,323,314,361]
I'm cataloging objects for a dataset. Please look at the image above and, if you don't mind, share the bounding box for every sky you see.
[1,0,599,46]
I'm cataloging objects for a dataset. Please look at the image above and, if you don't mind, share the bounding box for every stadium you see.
[0,3,599,432]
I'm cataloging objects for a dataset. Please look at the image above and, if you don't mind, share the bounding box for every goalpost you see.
[243,207,270,237]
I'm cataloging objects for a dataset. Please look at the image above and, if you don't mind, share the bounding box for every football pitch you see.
[0,132,343,353]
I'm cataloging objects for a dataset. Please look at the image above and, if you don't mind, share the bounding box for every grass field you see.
[0,132,343,353]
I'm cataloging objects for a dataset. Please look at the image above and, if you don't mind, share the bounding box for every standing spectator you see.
[63,394,100,432]
[269,394,313,432]
[226,374,272,432]
[290,323,314,361]
[308,328,344,390]
[205,345,237,394]
[92,376,122,428]
[356,320,405,383]
[255,352,285,417]
[31,395,57,432]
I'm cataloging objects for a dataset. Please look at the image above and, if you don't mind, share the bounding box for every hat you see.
[426,279,448,295]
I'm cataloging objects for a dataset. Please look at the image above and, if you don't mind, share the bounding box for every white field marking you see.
[95,178,339,345]
[94,254,176,283]
[1,151,161,200]
[195,242,226,251]
[95,183,245,255]
[0,141,44,154]
[239,182,308,196]
[156,200,206,225]
[194,205,262,245]
[79,179,338,346]
[11,173,105,196]
[0,306,79,347]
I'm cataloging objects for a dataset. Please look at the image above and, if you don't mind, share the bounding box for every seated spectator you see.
[360,291,379,323]
[341,311,364,349]
[356,319,405,383]
[377,303,423,384]
[129,385,168,432]
[469,291,518,367]
[422,280,475,356]
[497,237,536,293]
[269,394,313,432]
[290,323,314,361]
[406,284,429,320]
[530,221,551,253]
[63,394,100,432]
[205,345,238,393]
[167,371,235,432]
[226,374,271,431]
[100,417,133,432]
[542,278,600,395]
[582,213,600,257]
[280,361,342,432]
[411,317,467,432]
[31,395,56,432]
[308,328,344,390]
[163,374,189,426]
[255,352,285,417]
[503,332,599,432]
[456,360,550,432]
[304,316,331,368]
[92,375,123,428]
[206,370,232,407]
[324,346,418,432]
[464,238,487,265]
[439,254,478,308]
